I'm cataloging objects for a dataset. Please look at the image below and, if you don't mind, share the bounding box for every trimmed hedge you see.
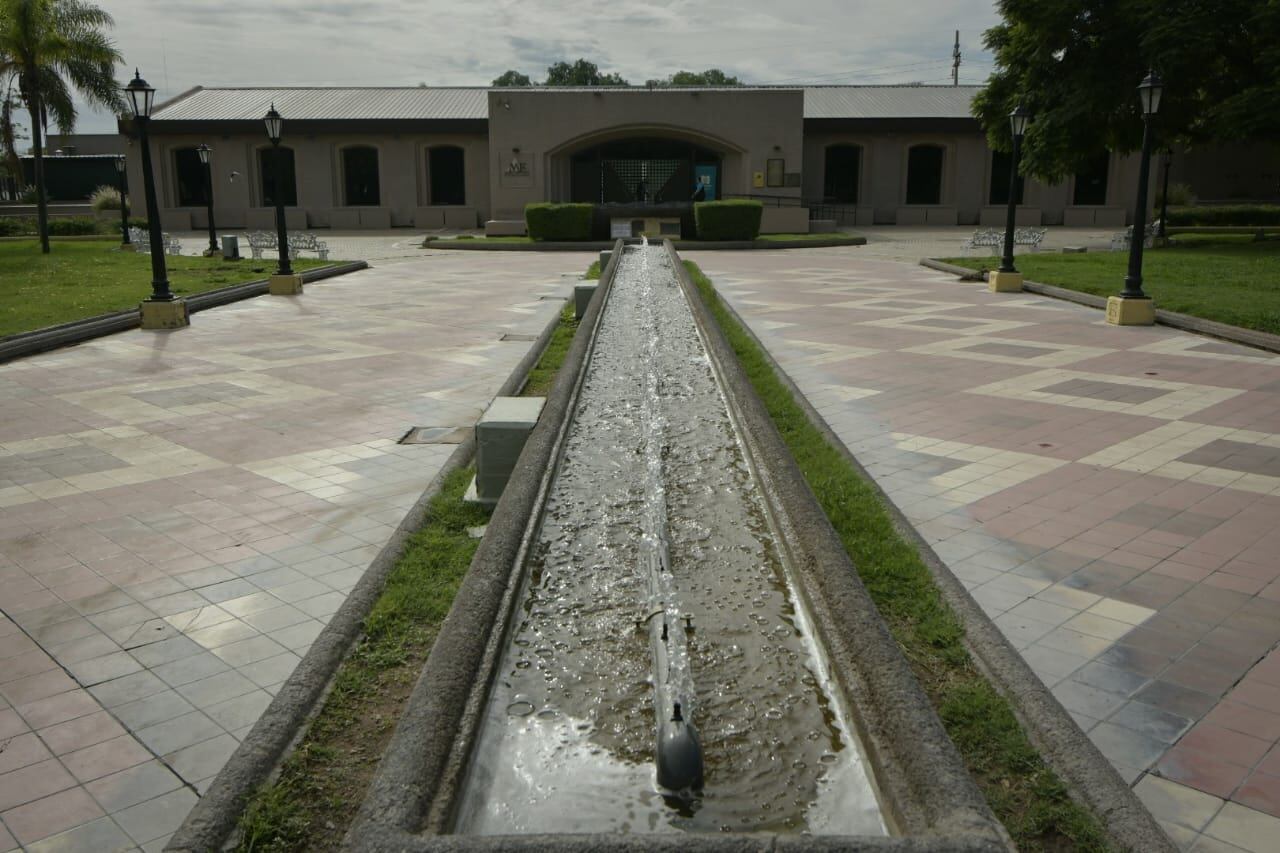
[48,217,100,236]
[525,203,594,241]
[0,216,111,236]
[1167,204,1280,227]
[694,200,764,241]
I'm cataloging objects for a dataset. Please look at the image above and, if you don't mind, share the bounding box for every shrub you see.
[128,217,148,230]
[47,217,99,235]
[16,187,38,204]
[0,217,34,236]
[1154,182,1195,208]
[694,200,763,241]
[525,203,593,241]
[90,185,124,212]
[1167,204,1280,227]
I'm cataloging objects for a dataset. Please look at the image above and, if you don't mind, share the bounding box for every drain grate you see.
[399,426,470,445]
[500,333,538,342]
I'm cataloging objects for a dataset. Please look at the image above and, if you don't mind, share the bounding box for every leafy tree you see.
[668,69,741,86]
[542,59,628,87]
[1,83,26,192]
[974,0,1280,183]
[491,69,532,87]
[0,0,123,253]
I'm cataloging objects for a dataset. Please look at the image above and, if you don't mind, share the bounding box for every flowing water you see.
[454,244,886,836]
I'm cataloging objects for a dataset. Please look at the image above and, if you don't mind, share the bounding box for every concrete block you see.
[575,284,597,320]
[473,397,545,504]
[485,219,526,237]
[139,298,190,330]
[759,206,809,234]
[268,274,304,296]
[1106,296,1155,326]
[599,250,612,271]
[988,271,1024,293]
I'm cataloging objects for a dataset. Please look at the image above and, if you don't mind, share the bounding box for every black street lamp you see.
[1119,70,1163,302]
[263,104,293,277]
[126,69,188,328]
[197,143,219,256]
[999,105,1031,274]
[113,155,130,247]
[1157,147,1172,241]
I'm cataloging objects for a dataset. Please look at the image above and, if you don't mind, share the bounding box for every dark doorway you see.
[570,138,720,204]
[1073,153,1110,206]
[905,145,944,205]
[343,146,380,206]
[824,145,861,203]
[429,146,466,205]
[174,148,208,207]
[988,150,1025,206]
[259,147,297,207]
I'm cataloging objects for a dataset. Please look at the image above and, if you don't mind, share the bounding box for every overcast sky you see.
[40,0,1001,135]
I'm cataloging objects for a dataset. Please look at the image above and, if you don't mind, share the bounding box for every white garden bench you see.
[1014,227,1047,252]
[1110,222,1157,251]
[961,228,1002,255]
[245,230,329,261]
[127,226,181,256]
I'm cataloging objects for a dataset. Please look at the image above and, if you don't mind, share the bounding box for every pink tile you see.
[0,669,77,706]
[1232,680,1280,713]
[17,689,101,729]
[60,734,152,783]
[37,711,124,756]
[0,733,51,774]
[1156,746,1250,799]
[1235,771,1280,820]
[1,786,103,845]
[0,758,75,811]
[1179,724,1273,768]
[1204,702,1280,744]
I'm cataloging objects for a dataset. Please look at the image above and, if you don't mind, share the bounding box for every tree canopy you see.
[973,0,1280,183]
[491,60,742,89]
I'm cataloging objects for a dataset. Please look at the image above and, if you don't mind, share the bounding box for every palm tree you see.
[0,0,123,253]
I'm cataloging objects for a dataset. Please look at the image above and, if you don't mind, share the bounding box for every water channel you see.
[454,243,886,836]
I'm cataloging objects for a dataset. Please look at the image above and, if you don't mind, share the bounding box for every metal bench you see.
[246,230,329,261]
[127,226,181,256]
[961,228,1003,255]
[1110,222,1157,251]
[245,230,277,259]
[1014,226,1047,252]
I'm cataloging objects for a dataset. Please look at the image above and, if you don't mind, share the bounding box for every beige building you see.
[119,85,1279,233]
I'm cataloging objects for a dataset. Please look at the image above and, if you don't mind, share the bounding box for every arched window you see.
[428,146,466,205]
[343,146,380,206]
[258,146,297,207]
[988,150,1025,206]
[173,147,208,207]
[1073,153,1110,205]
[905,145,944,205]
[824,145,861,204]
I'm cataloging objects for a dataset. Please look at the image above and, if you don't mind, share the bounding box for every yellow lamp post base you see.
[139,298,190,330]
[1106,296,1156,326]
[988,271,1024,293]
[268,274,304,295]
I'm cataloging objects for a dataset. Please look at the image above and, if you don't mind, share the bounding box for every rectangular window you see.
[766,158,785,188]
[906,146,944,205]
[174,148,208,207]
[259,147,297,207]
[343,147,381,207]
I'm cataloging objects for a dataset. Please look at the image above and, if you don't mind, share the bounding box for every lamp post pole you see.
[127,69,188,328]
[1157,148,1172,241]
[197,143,219,256]
[264,105,292,276]
[114,155,130,247]
[999,105,1031,274]
[1108,70,1164,326]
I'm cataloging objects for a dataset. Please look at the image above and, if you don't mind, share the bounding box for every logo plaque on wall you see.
[501,150,533,188]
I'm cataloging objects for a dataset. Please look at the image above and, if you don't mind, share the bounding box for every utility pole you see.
[952,31,961,85]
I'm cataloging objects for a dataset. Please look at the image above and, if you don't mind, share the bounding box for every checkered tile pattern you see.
[686,247,1280,852]
[0,250,588,850]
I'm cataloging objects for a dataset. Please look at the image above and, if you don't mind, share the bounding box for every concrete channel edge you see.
[919,257,1280,355]
[0,261,370,364]
[344,240,1008,852]
[711,286,1175,853]
[163,274,573,853]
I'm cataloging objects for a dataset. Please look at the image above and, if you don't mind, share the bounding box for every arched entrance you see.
[568,137,723,205]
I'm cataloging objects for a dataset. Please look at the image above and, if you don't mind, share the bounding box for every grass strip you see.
[0,240,331,338]
[686,260,1111,852]
[945,240,1280,335]
[234,292,581,852]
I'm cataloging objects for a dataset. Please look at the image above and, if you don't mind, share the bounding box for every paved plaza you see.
[0,249,588,850]
[686,247,1280,852]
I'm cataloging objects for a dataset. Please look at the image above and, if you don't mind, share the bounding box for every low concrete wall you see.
[760,206,810,234]
[1063,207,1126,227]
[416,206,480,229]
[978,206,1042,227]
[896,206,958,225]
[244,208,306,230]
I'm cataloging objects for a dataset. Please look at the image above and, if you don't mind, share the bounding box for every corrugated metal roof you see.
[803,85,979,119]
[152,87,489,121]
[150,85,980,123]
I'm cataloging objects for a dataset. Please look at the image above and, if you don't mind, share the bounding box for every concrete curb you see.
[164,284,573,853]
[711,288,1175,853]
[344,240,626,846]
[423,237,866,252]
[0,261,370,364]
[920,258,1280,355]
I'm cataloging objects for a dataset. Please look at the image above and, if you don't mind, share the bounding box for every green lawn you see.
[0,240,332,338]
[947,239,1280,334]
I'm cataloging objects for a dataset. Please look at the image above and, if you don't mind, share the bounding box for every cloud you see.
[58,0,1000,132]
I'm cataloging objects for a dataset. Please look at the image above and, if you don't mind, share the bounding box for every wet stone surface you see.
[455,246,885,836]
